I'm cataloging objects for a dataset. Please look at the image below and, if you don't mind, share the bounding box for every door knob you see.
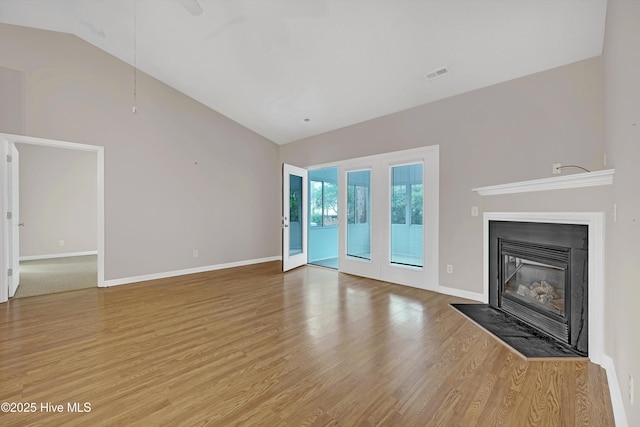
[18,223,24,227]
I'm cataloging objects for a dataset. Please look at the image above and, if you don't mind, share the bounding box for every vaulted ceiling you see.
[0,0,607,144]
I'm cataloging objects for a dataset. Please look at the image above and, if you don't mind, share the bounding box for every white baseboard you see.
[438,285,484,302]
[602,354,629,427]
[102,256,282,288]
[20,251,98,261]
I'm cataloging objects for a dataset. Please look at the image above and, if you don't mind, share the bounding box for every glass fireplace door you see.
[503,255,566,317]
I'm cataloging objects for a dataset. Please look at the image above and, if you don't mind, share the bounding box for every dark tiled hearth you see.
[451,303,586,359]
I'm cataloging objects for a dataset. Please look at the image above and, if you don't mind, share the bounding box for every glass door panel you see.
[390,163,423,268]
[346,170,371,260]
[289,174,303,256]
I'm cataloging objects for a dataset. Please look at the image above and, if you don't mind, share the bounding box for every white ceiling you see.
[0,0,607,145]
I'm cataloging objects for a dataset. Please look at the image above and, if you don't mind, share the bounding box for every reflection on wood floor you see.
[309,257,338,269]
[0,261,614,426]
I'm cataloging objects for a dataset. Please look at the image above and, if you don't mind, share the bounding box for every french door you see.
[338,146,439,290]
[282,146,438,289]
[282,163,308,271]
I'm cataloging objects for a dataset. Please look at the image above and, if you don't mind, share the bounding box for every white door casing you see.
[8,142,20,297]
[1,140,9,302]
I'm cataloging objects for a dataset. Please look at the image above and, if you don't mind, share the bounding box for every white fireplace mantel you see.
[472,169,615,196]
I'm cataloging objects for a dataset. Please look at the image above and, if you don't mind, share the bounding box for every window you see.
[391,166,423,226]
[391,184,406,224]
[411,183,423,224]
[390,163,423,267]
[310,180,338,226]
[289,173,303,256]
[348,183,369,224]
[347,170,371,260]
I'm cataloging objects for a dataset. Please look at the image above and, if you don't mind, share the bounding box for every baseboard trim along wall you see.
[102,256,282,288]
[602,354,629,427]
[20,251,98,261]
[437,285,484,302]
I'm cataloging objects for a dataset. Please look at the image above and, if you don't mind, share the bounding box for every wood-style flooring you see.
[0,261,614,426]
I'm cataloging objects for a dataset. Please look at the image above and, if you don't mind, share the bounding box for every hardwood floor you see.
[0,262,614,426]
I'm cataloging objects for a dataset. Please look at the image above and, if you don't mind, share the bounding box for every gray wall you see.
[0,66,25,134]
[603,0,640,424]
[0,23,281,280]
[280,56,606,295]
[17,143,97,258]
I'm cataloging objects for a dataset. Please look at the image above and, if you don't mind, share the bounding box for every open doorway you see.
[1,134,105,303]
[14,143,97,298]
[308,166,338,269]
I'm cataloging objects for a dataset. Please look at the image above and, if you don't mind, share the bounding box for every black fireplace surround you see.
[489,221,588,356]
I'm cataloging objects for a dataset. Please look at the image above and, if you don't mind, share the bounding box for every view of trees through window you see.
[391,183,423,224]
[391,165,423,225]
[309,168,422,227]
[310,180,338,226]
[347,184,368,224]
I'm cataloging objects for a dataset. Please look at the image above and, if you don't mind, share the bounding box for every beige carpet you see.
[14,255,97,299]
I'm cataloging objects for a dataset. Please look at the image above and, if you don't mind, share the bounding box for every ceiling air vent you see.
[424,66,450,81]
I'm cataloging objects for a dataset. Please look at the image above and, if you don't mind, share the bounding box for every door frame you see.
[7,142,20,297]
[0,133,105,303]
[293,145,439,290]
[307,165,340,269]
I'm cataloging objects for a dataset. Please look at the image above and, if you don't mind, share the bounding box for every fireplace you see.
[489,220,588,356]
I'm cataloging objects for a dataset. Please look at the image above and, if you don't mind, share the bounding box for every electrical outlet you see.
[630,373,635,406]
[552,163,562,175]
[59,240,65,246]
[446,264,453,274]
[471,206,479,217]
[193,250,199,258]
[613,203,617,223]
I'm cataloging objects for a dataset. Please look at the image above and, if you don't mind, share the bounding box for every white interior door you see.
[283,163,308,271]
[8,142,20,297]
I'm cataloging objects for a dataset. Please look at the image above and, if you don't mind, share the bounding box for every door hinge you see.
[6,212,12,220]
[6,154,12,163]
[7,269,13,277]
